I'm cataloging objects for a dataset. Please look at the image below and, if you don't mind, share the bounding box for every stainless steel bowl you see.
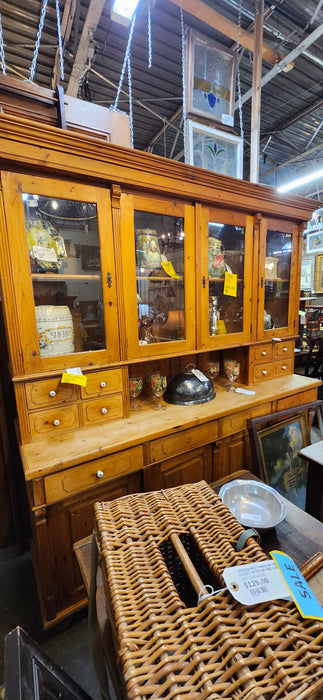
[219,479,287,530]
[164,363,215,406]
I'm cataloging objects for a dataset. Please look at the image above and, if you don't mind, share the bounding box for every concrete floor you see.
[0,546,101,699]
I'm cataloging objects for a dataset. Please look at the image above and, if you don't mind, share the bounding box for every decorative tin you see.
[35,305,74,356]
[135,229,161,269]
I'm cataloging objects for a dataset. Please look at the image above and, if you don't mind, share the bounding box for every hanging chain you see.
[180,2,187,164]
[0,9,6,75]
[236,0,244,141]
[127,55,134,148]
[112,11,137,111]
[55,0,64,81]
[147,0,152,68]
[29,0,49,82]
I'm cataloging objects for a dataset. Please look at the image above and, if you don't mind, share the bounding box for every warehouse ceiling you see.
[1,0,323,197]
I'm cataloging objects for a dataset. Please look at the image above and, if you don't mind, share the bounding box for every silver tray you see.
[219,479,287,530]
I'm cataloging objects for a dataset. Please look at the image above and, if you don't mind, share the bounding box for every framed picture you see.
[187,120,243,178]
[80,300,99,321]
[81,245,100,271]
[300,255,314,290]
[314,254,323,293]
[307,230,323,254]
[257,413,310,509]
[186,28,236,125]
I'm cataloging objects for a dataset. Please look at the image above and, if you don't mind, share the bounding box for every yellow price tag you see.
[161,260,181,279]
[61,372,87,387]
[223,271,237,297]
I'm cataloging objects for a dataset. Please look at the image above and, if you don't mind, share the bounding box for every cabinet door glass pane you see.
[265,229,291,330]
[135,211,185,343]
[208,221,244,335]
[23,193,105,356]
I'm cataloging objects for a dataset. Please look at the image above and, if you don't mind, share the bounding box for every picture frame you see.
[185,28,236,125]
[306,230,323,254]
[314,254,323,293]
[300,255,314,290]
[187,120,243,178]
[81,245,100,271]
[257,413,310,509]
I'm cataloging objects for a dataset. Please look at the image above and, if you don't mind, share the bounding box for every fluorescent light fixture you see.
[277,167,323,193]
[111,0,140,23]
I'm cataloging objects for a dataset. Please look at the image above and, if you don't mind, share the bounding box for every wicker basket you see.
[95,481,323,699]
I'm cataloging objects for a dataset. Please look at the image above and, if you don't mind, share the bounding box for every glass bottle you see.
[209,296,219,336]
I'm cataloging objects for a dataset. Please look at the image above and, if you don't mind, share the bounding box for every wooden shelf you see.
[32,273,101,281]
[136,276,182,281]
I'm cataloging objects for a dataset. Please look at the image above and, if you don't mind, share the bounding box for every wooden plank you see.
[168,0,280,63]
[66,0,106,97]
[250,0,264,184]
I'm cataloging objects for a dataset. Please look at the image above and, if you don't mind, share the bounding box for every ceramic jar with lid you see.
[35,305,74,356]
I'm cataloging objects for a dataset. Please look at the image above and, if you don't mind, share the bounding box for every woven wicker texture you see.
[95,480,323,699]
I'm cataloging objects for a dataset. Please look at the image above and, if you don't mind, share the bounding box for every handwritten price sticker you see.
[271,551,323,620]
[61,367,87,387]
[223,271,237,297]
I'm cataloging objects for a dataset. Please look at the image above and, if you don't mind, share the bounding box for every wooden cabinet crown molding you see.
[0,113,319,221]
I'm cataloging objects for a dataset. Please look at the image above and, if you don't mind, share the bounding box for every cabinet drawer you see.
[25,378,78,409]
[274,340,294,358]
[149,420,218,463]
[274,357,294,376]
[82,394,124,424]
[81,369,123,397]
[44,445,144,503]
[250,344,273,364]
[252,362,274,382]
[29,404,79,438]
[221,403,272,436]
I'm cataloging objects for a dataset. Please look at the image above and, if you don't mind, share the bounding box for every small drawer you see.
[82,394,124,424]
[149,420,218,463]
[81,369,123,398]
[44,445,144,503]
[274,340,294,359]
[25,378,78,409]
[29,404,79,438]
[250,344,273,364]
[221,403,272,437]
[252,362,274,382]
[274,357,294,376]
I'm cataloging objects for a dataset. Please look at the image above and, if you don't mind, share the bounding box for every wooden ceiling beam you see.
[168,0,280,63]
[66,0,106,97]
[51,0,76,90]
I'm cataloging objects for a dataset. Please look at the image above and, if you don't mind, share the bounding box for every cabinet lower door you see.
[31,473,142,628]
[213,431,251,481]
[144,445,213,491]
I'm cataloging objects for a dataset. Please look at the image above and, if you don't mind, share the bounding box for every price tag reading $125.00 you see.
[223,560,290,606]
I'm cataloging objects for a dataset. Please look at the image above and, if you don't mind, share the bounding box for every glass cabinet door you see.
[258,218,299,339]
[121,194,196,358]
[197,206,253,348]
[1,172,119,373]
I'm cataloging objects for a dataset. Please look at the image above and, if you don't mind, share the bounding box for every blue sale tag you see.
[270,550,323,620]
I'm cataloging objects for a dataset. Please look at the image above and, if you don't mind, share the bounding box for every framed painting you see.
[187,120,243,178]
[300,255,314,290]
[314,254,323,293]
[307,230,323,254]
[257,413,310,509]
[186,28,236,125]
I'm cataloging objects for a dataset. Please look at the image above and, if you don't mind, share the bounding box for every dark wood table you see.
[75,469,323,700]
[298,440,323,521]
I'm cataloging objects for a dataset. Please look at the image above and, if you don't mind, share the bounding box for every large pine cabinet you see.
[0,113,320,627]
